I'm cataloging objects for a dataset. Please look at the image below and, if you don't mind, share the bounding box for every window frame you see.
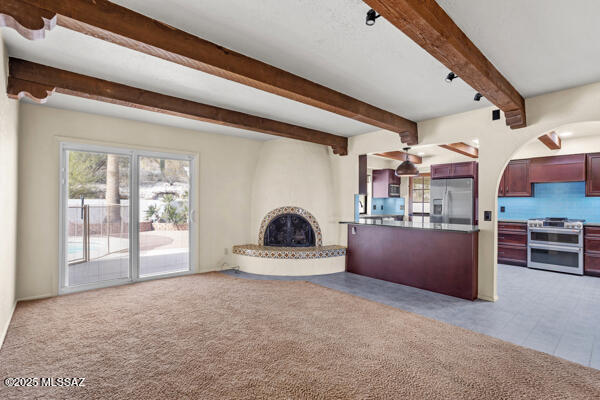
[409,173,431,220]
[59,141,197,295]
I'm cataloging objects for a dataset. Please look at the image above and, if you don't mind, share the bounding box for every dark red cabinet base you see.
[497,222,527,266]
[584,226,600,276]
[346,225,478,300]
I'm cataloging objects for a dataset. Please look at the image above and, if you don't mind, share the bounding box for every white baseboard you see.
[0,301,17,350]
[17,293,54,302]
[477,294,498,302]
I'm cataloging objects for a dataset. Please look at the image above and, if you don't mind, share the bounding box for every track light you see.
[474,92,483,101]
[366,9,381,26]
[445,72,458,83]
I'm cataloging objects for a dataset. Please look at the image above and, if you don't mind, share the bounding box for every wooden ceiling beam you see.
[7,58,348,155]
[439,142,479,158]
[375,151,422,164]
[538,131,561,150]
[364,0,526,129]
[1,0,417,145]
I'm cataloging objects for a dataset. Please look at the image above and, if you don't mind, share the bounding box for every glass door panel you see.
[65,150,131,287]
[138,156,191,277]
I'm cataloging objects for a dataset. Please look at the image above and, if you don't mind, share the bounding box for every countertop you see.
[498,219,600,226]
[359,214,404,219]
[340,220,479,233]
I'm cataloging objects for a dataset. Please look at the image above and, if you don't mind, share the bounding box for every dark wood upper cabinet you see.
[431,163,452,179]
[451,162,477,178]
[504,160,533,197]
[529,154,585,183]
[431,161,477,179]
[358,154,367,195]
[498,171,506,197]
[586,153,600,196]
[372,169,401,198]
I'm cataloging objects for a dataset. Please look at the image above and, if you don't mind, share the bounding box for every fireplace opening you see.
[264,213,316,247]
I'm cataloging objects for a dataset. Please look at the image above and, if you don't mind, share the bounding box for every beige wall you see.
[336,81,600,301]
[0,37,19,346]
[16,103,263,300]
[250,139,337,245]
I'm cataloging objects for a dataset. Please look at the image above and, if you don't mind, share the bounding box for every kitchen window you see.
[411,174,430,223]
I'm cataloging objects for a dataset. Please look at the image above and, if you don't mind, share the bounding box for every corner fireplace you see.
[258,206,323,248]
[264,214,315,247]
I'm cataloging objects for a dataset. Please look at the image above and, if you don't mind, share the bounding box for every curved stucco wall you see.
[251,139,337,245]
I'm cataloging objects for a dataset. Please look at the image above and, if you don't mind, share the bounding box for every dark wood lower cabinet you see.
[498,245,527,266]
[584,226,600,276]
[584,254,600,277]
[346,224,478,300]
[497,222,527,266]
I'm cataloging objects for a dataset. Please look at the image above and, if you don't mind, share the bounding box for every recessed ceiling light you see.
[418,152,425,156]
[472,139,479,145]
[559,132,573,138]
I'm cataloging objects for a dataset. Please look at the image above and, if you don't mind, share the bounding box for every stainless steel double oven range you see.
[527,217,584,275]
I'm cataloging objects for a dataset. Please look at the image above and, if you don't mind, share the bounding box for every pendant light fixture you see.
[395,147,420,177]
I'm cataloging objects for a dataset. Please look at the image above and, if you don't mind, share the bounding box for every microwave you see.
[389,184,400,197]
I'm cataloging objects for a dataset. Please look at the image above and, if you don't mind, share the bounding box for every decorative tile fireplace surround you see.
[232,206,346,275]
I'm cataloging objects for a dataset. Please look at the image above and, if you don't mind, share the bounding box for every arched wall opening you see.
[493,121,600,295]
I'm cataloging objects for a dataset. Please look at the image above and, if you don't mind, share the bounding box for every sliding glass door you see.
[60,143,194,293]
[63,149,131,287]
[138,156,191,277]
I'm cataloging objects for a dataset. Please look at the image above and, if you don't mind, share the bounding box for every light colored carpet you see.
[1,273,599,399]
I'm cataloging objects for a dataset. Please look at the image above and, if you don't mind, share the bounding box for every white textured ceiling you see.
[2,0,600,142]
[436,0,600,97]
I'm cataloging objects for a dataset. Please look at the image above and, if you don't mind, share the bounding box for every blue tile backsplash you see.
[371,197,405,215]
[498,182,600,222]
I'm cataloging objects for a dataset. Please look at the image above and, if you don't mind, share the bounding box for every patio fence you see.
[68,204,129,264]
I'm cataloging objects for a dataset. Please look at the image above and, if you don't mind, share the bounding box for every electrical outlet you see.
[500,206,506,212]
[373,205,376,210]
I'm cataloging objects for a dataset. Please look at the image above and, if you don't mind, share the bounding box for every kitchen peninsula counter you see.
[341,219,478,233]
[342,221,478,300]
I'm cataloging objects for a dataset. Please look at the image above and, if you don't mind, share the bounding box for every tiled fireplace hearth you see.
[232,206,346,275]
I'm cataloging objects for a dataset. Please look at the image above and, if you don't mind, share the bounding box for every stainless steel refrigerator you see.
[430,178,474,225]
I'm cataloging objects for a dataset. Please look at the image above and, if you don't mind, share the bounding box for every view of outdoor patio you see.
[66,150,190,287]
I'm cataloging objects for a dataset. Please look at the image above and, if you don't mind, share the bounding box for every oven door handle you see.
[529,243,582,252]
[528,227,581,234]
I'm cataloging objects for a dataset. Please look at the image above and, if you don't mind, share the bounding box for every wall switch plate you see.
[373,205,376,210]
[500,206,506,212]
[484,211,492,221]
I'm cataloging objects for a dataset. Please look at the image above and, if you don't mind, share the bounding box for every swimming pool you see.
[68,239,126,261]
